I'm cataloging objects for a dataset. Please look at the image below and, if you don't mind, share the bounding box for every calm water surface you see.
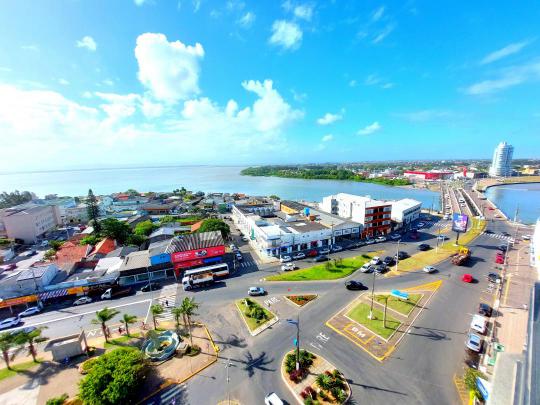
[0,166,440,208]
[485,183,540,224]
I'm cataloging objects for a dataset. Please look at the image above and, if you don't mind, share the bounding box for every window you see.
[137,273,149,282]
[150,270,166,280]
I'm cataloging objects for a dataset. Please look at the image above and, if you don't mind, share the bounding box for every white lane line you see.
[18,298,152,330]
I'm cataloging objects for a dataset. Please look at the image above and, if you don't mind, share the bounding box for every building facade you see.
[1,204,60,243]
[390,199,422,229]
[403,171,454,180]
[489,141,514,177]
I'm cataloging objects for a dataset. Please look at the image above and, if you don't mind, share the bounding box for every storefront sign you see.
[174,259,204,270]
[171,245,225,263]
[0,295,38,308]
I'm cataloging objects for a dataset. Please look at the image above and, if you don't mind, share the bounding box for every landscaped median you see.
[267,254,374,281]
[235,298,278,336]
[388,218,486,275]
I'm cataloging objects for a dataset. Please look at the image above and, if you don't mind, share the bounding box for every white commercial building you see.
[16,263,59,292]
[489,141,514,177]
[390,198,422,229]
[1,204,60,244]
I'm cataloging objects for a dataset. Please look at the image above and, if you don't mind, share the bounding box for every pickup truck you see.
[182,270,214,291]
[101,287,132,300]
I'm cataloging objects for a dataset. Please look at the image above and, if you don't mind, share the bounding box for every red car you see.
[488,207,495,211]
[462,274,473,283]
[307,249,318,257]
[495,257,504,264]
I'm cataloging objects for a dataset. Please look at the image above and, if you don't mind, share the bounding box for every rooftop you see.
[106,246,139,258]
[89,238,116,257]
[16,264,56,281]
[164,231,224,254]
[119,250,150,271]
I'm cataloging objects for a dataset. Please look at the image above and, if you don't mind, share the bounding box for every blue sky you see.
[0,0,539,171]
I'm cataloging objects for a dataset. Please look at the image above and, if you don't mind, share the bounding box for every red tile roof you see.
[190,220,204,233]
[90,238,116,256]
[54,241,91,266]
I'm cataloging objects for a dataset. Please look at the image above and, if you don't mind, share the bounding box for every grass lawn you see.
[396,218,486,272]
[267,254,374,281]
[347,302,401,340]
[0,359,41,382]
[236,299,276,332]
[104,333,142,350]
[374,293,422,316]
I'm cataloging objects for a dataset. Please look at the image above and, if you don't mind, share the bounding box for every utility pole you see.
[394,239,400,273]
[226,357,231,405]
[286,317,301,371]
[368,269,376,320]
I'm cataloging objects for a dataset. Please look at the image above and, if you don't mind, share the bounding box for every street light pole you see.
[394,239,400,273]
[368,268,376,319]
[226,357,231,405]
[286,317,301,371]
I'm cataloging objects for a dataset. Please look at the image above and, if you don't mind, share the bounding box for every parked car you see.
[313,255,329,262]
[306,250,318,257]
[141,282,162,292]
[478,303,493,317]
[281,263,296,271]
[495,256,504,264]
[292,252,306,260]
[417,243,431,251]
[374,264,387,274]
[40,240,49,247]
[466,332,483,353]
[370,256,381,265]
[375,236,387,243]
[462,274,473,283]
[18,306,42,317]
[395,251,409,260]
[383,256,395,265]
[229,244,238,251]
[484,230,494,234]
[331,245,343,252]
[73,296,93,306]
[360,263,373,273]
[345,280,365,290]
[437,235,448,241]
[470,315,487,335]
[389,234,401,240]
[248,287,266,296]
[522,235,531,241]
[280,255,292,263]
[487,273,501,284]
[497,245,508,252]
[365,239,375,245]
[0,317,22,330]
[417,222,425,228]
[19,250,37,258]
[319,248,330,255]
[423,266,437,273]
[264,392,284,405]
[0,263,17,271]
[235,252,244,261]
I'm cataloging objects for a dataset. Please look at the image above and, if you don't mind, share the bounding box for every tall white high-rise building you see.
[489,141,514,177]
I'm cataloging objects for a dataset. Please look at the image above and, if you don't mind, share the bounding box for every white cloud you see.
[134,0,149,5]
[238,11,255,28]
[135,33,204,103]
[193,0,202,12]
[58,78,70,86]
[465,60,540,95]
[364,74,394,89]
[316,112,343,125]
[294,4,313,21]
[226,0,245,11]
[357,121,381,135]
[371,6,385,22]
[480,40,530,65]
[291,89,307,102]
[373,24,394,44]
[321,134,333,142]
[349,79,357,87]
[269,20,303,51]
[76,36,97,52]
[103,79,115,86]
[95,92,140,123]
[21,45,39,52]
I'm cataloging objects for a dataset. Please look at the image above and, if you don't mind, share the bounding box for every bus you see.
[204,262,230,278]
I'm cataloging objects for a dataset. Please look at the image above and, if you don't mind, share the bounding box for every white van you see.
[264,392,284,405]
[470,314,487,335]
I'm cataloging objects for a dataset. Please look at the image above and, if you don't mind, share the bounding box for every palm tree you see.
[316,373,332,391]
[0,332,15,370]
[171,306,185,331]
[181,297,199,346]
[150,304,164,330]
[13,326,48,362]
[121,314,137,337]
[92,307,120,343]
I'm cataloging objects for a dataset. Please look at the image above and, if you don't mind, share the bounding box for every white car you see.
[0,317,22,330]
[331,245,343,252]
[423,266,437,273]
[390,234,401,240]
[365,239,375,245]
[375,236,387,243]
[248,287,266,296]
[18,306,42,317]
[281,263,295,271]
[292,252,306,260]
[437,235,448,241]
[73,296,93,306]
[319,248,330,255]
[523,235,531,241]
[280,255,292,263]
[370,256,381,265]
[241,236,249,242]
[360,263,373,273]
[264,392,284,405]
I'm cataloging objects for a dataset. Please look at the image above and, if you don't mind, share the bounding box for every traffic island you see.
[281,350,351,404]
[235,298,278,336]
[285,294,318,308]
[326,281,442,361]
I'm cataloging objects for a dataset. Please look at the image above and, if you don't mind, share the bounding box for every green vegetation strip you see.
[0,360,41,382]
[347,303,401,340]
[236,299,276,332]
[374,293,422,316]
[396,218,486,272]
[103,333,142,351]
[267,255,373,281]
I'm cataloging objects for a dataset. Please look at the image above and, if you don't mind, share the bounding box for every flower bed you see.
[301,369,350,404]
[235,298,276,332]
[284,350,316,383]
[285,294,317,307]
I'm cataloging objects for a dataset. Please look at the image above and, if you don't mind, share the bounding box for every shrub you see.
[250,306,267,321]
[44,249,56,260]
[80,357,99,374]
[45,394,68,405]
[289,369,305,383]
[464,367,487,400]
[335,389,347,403]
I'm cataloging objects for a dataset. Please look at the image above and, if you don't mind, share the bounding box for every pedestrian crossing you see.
[154,294,176,321]
[237,259,258,268]
[144,383,185,405]
[481,232,514,242]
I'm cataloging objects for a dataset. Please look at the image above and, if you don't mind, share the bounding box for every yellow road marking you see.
[503,274,512,306]
[343,322,375,344]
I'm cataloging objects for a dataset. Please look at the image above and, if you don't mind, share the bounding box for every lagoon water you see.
[485,182,540,225]
[0,166,440,208]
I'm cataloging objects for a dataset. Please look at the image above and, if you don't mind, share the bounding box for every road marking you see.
[264,297,279,306]
[502,274,512,306]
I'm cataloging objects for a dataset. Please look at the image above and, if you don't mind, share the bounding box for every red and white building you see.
[403,170,453,181]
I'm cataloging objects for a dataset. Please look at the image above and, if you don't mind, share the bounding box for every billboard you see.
[171,245,225,263]
[452,213,469,233]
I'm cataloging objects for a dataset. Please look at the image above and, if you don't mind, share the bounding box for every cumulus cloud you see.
[238,11,255,28]
[269,20,303,51]
[135,33,204,103]
[294,4,313,21]
[316,112,343,125]
[357,121,381,135]
[321,134,333,142]
[76,36,97,52]
[480,40,531,65]
[465,60,540,95]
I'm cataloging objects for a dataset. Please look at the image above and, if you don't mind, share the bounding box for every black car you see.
[374,264,387,274]
[497,245,508,252]
[502,232,511,237]
[383,256,395,265]
[478,303,493,317]
[484,230,494,234]
[417,243,431,251]
[395,251,409,260]
[141,282,161,292]
[345,280,365,290]
[313,255,329,262]
[235,252,244,261]
[487,273,501,283]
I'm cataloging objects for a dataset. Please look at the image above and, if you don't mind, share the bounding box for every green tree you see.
[150,304,164,330]
[171,306,186,331]
[198,218,230,239]
[45,394,68,405]
[0,332,16,369]
[0,190,33,209]
[316,373,332,391]
[49,240,64,251]
[180,297,199,346]
[126,234,146,247]
[134,220,156,236]
[100,218,131,244]
[44,249,56,260]
[125,189,139,196]
[79,347,147,405]
[86,189,101,233]
[13,326,48,362]
[92,307,120,343]
[464,368,487,400]
[269,194,280,200]
[121,314,137,337]
[159,215,176,224]
[80,235,100,246]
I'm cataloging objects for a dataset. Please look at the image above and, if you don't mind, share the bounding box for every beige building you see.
[1,204,60,244]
